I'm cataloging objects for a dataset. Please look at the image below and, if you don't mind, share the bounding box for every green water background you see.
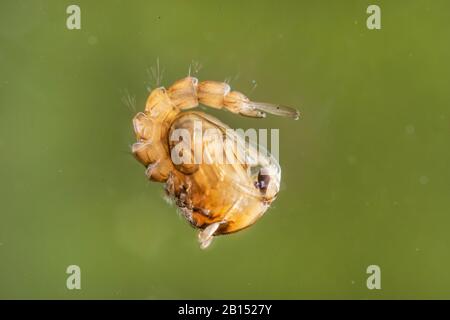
[0,0,449,299]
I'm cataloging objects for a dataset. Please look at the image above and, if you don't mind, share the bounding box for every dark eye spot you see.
[255,170,270,194]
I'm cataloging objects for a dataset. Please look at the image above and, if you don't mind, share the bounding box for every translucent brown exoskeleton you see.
[132,77,299,249]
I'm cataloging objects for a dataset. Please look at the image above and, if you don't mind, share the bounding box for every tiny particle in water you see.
[405,124,415,135]
[419,175,429,185]
[347,155,357,165]
[88,35,98,45]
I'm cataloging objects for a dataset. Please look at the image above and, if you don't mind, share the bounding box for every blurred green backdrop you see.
[0,0,449,299]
